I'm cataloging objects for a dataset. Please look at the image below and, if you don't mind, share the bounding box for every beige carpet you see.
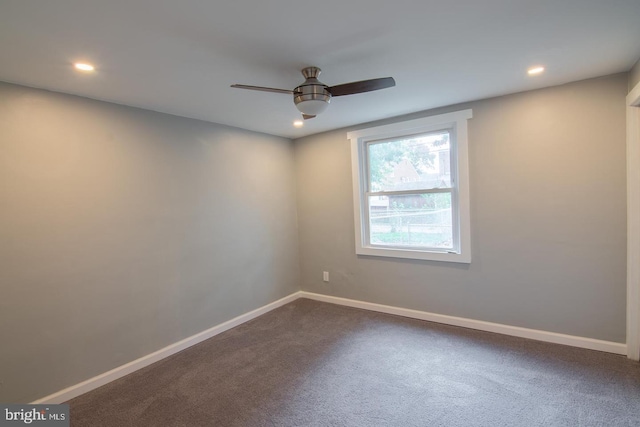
[68,298,640,426]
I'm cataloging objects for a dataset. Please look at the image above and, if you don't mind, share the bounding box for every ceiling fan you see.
[231,67,395,120]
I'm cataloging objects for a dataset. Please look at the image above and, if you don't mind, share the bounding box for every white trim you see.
[627,82,640,361]
[348,110,472,263]
[347,110,473,141]
[31,292,301,404]
[299,292,627,355]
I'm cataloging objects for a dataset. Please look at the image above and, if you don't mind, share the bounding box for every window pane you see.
[369,193,453,249]
[368,131,450,192]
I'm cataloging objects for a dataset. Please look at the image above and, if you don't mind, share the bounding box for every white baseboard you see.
[33,289,627,404]
[32,292,301,404]
[299,292,627,356]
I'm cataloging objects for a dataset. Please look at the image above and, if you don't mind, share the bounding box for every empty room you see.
[1,1,640,426]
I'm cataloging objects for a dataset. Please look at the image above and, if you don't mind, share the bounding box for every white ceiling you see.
[1,0,639,139]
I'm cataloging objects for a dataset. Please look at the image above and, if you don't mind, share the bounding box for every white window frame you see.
[348,109,472,263]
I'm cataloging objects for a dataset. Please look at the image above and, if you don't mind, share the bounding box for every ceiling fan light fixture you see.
[295,99,330,116]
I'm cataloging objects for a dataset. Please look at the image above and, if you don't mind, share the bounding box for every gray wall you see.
[294,74,627,343]
[0,82,299,403]
[629,57,640,91]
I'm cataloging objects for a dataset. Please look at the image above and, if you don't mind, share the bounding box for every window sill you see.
[356,246,471,263]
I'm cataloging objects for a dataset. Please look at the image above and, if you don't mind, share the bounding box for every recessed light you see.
[527,66,545,76]
[74,63,95,72]
[293,120,304,128]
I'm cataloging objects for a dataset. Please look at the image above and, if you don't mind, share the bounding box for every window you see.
[348,109,472,263]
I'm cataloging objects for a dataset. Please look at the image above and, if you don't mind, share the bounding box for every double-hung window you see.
[348,110,472,263]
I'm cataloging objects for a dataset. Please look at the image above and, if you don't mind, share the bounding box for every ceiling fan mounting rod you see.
[301,66,322,79]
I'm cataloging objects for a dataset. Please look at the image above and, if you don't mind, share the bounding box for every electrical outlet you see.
[323,271,329,282]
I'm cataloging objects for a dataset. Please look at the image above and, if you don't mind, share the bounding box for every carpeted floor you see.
[68,298,640,426]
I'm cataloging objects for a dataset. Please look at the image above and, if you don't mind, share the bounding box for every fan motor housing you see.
[293,81,331,106]
[294,67,331,112]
